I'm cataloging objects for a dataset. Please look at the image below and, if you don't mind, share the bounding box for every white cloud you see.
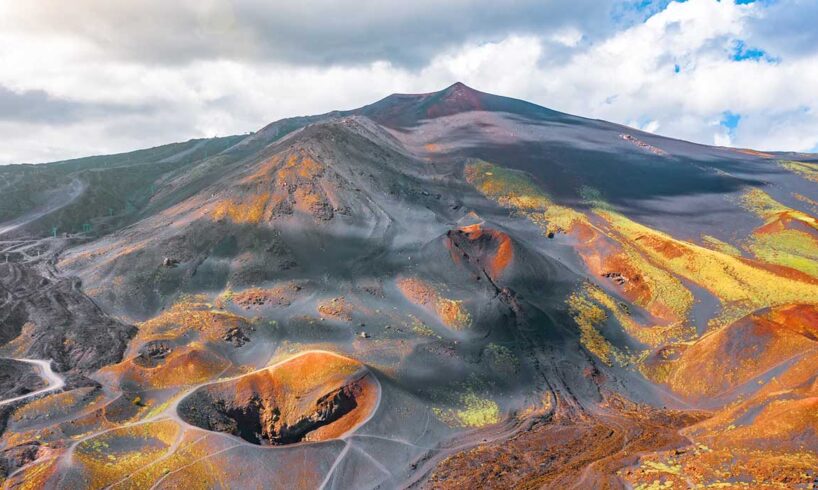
[550,28,584,47]
[714,132,732,147]
[424,0,818,152]
[627,119,661,133]
[0,0,816,164]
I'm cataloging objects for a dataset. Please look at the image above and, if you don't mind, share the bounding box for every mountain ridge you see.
[4,82,816,171]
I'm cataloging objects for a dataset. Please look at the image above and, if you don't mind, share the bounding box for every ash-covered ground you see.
[1,83,817,489]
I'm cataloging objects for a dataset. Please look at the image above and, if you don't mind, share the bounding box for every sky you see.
[1,0,817,164]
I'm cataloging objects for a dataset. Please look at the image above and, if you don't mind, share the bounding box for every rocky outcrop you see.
[0,442,44,478]
[133,341,173,368]
[0,359,44,400]
[0,262,135,377]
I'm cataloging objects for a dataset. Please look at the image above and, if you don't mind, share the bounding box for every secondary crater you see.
[177,351,379,446]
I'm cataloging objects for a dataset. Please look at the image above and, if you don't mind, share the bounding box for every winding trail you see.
[0,179,85,237]
[0,358,65,407]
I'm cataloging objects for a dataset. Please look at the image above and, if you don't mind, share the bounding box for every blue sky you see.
[0,0,816,164]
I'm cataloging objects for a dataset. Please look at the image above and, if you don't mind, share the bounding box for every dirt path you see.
[0,358,65,406]
[0,179,85,237]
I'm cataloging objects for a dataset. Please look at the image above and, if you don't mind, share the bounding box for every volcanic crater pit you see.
[177,351,379,445]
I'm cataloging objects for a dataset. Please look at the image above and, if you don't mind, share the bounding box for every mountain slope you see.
[1,83,817,488]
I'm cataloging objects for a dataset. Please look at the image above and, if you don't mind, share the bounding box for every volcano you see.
[1,83,817,488]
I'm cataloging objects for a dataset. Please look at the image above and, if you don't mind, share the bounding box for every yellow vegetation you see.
[747,230,818,278]
[456,393,500,427]
[211,192,271,224]
[12,387,98,423]
[615,244,694,323]
[597,208,818,329]
[75,420,181,488]
[567,289,622,366]
[586,284,694,348]
[740,188,818,229]
[465,161,585,235]
[779,160,818,183]
[106,432,223,489]
[433,392,501,428]
[7,457,59,490]
[737,188,818,278]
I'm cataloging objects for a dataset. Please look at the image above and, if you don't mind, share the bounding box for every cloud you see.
[746,0,818,59]
[0,0,613,68]
[0,85,152,124]
[0,0,816,164]
[498,0,818,152]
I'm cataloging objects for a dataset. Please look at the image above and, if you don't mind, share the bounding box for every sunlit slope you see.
[464,158,818,487]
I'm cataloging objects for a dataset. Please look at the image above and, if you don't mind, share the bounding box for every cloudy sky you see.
[1,0,816,164]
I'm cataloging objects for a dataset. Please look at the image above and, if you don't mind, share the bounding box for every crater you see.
[445,222,514,281]
[177,351,379,446]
